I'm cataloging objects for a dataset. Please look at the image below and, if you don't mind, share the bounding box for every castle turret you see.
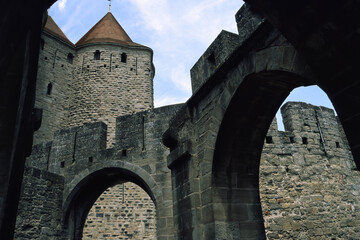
[33,16,75,145]
[33,13,155,146]
[67,12,155,146]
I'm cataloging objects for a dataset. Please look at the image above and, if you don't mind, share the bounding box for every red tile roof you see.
[75,12,142,47]
[44,16,74,46]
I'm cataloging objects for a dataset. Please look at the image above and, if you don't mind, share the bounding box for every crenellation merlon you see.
[190,30,239,93]
[235,3,265,45]
[264,102,348,158]
[46,121,107,175]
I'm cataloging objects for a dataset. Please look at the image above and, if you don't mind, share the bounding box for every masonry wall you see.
[15,167,64,240]
[66,44,154,146]
[83,182,156,240]
[25,104,181,239]
[260,102,360,239]
[33,33,75,145]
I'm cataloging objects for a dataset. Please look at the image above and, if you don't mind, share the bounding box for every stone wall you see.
[260,102,360,239]
[33,32,75,145]
[15,167,64,240]
[83,182,156,240]
[25,104,181,239]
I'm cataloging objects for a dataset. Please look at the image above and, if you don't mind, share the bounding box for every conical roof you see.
[44,16,73,46]
[75,12,142,47]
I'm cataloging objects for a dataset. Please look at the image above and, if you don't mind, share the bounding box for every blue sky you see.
[48,0,335,130]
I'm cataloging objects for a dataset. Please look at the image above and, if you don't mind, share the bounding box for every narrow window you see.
[89,156,93,163]
[122,149,127,157]
[40,39,45,50]
[46,82,53,95]
[302,137,308,144]
[266,136,273,144]
[290,136,295,143]
[60,161,65,168]
[94,50,100,60]
[336,142,340,148]
[121,52,127,63]
[67,53,74,64]
[207,52,216,65]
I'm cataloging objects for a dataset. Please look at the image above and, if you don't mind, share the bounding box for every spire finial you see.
[108,0,111,12]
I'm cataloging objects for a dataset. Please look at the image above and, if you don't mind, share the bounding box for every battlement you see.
[27,104,183,177]
[190,4,266,94]
[264,102,354,169]
[190,30,239,93]
[235,4,265,44]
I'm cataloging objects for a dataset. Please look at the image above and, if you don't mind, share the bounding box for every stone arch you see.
[62,160,162,240]
[207,41,318,238]
[211,71,312,239]
[209,45,360,238]
[203,43,316,167]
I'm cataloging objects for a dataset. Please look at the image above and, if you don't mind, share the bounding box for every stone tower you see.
[33,16,75,145]
[33,13,155,146]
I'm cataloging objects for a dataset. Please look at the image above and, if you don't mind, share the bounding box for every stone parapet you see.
[190,30,239,93]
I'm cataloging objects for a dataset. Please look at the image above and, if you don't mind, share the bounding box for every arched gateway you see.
[1,1,360,239]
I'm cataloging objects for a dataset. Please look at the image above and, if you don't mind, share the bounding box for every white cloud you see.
[57,0,67,11]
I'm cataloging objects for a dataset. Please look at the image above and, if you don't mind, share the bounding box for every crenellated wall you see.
[260,102,360,239]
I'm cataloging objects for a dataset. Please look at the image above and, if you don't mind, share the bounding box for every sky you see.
[48,0,335,130]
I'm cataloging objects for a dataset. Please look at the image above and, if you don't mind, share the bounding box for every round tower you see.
[67,12,155,146]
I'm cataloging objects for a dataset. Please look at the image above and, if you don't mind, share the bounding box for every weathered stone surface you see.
[12,2,360,240]
[15,167,64,240]
[83,183,156,240]
[260,102,360,239]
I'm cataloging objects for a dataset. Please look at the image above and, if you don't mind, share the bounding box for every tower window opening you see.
[46,82,53,96]
[121,52,127,63]
[60,161,65,168]
[336,142,340,148]
[122,149,127,157]
[67,53,74,64]
[40,39,45,50]
[265,136,273,144]
[207,52,216,65]
[302,137,308,144]
[290,136,295,143]
[94,50,101,60]
[89,156,93,163]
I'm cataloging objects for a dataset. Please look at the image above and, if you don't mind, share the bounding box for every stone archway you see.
[62,163,161,240]
[211,70,312,239]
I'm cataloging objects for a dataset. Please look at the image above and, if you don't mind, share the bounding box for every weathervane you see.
[108,0,111,12]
